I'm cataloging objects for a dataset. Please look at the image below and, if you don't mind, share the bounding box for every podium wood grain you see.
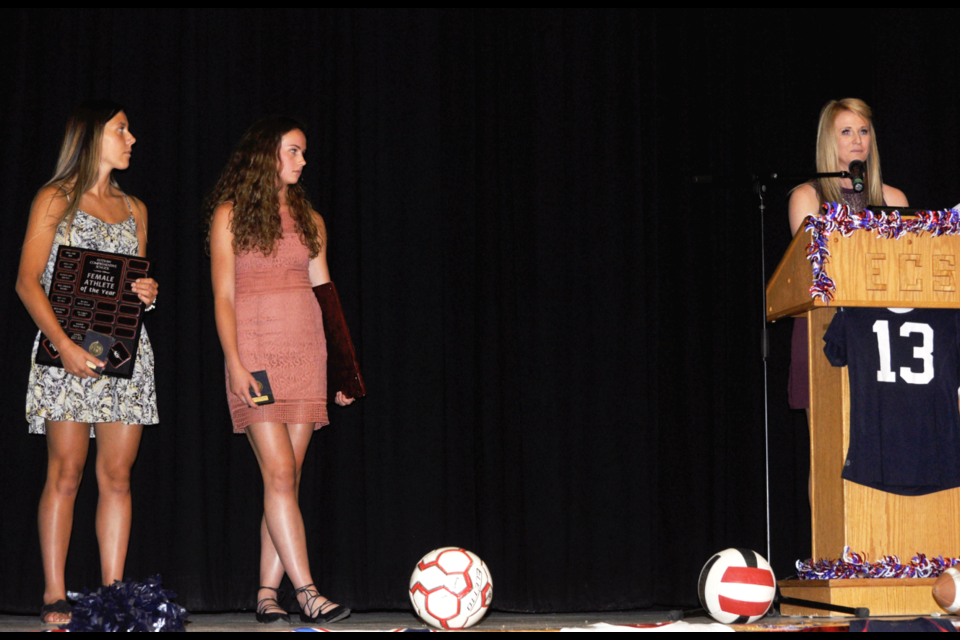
[779,579,941,617]
[769,222,960,615]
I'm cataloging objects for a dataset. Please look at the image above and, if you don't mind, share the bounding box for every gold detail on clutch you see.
[89,342,104,357]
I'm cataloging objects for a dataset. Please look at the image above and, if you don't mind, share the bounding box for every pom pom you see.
[804,205,960,302]
[64,575,189,632]
[795,547,960,580]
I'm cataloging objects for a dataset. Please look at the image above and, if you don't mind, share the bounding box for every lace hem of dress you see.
[231,400,329,433]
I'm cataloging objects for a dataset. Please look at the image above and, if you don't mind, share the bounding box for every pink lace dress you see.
[228,210,328,432]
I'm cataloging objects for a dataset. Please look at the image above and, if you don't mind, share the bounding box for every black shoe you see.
[294,583,351,625]
[40,599,72,625]
[255,586,290,624]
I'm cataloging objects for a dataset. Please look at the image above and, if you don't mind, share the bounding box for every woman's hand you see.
[334,391,355,407]
[227,362,260,409]
[59,341,105,379]
[131,277,158,307]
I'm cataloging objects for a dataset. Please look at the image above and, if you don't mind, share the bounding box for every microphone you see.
[848,160,866,193]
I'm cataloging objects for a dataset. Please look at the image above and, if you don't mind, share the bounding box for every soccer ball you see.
[409,547,493,629]
[698,548,776,624]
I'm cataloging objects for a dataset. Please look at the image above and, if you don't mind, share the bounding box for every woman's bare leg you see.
[246,422,334,615]
[256,422,314,614]
[39,421,91,622]
[93,422,143,586]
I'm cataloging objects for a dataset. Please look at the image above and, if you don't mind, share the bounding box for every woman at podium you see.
[786,98,908,412]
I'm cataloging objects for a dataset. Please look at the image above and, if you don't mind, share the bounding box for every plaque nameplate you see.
[35,246,150,378]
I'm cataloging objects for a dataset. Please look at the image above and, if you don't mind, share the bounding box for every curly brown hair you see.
[204,116,322,258]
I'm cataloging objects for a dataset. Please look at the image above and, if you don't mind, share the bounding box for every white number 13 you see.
[872,320,934,384]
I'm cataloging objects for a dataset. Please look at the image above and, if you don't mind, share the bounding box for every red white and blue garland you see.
[806,204,960,302]
[796,547,960,580]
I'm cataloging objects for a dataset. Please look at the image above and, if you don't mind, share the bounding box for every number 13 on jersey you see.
[873,320,934,385]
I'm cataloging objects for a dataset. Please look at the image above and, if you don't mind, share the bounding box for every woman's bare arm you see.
[128,194,158,305]
[882,184,909,207]
[788,183,821,237]
[307,212,331,287]
[16,186,103,377]
[210,203,258,409]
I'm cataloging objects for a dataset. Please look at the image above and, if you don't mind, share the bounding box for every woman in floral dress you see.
[16,100,159,624]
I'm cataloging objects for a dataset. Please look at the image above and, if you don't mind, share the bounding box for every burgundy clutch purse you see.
[313,282,366,400]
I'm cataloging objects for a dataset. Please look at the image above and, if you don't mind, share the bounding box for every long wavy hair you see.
[203,116,321,258]
[39,100,125,235]
[815,98,884,206]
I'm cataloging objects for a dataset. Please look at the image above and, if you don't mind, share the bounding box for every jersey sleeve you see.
[822,308,848,367]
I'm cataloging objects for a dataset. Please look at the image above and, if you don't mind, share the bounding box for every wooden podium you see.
[767,224,960,616]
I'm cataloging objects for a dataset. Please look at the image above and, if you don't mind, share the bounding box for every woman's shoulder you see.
[310,208,327,241]
[34,183,69,207]
[213,201,235,219]
[789,182,819,205]
[124,192,148,218]
[881,183,908,207]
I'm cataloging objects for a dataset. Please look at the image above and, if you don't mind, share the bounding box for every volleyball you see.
[933,567,960,613]
[409,547,493,630]
[698,548,776,624]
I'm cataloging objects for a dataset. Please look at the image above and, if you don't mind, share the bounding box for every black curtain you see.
[2,8,960,614]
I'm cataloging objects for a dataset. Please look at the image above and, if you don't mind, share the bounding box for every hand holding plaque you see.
[81,330,113,375]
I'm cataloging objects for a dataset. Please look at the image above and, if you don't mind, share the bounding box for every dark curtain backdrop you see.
[1,8,959,614]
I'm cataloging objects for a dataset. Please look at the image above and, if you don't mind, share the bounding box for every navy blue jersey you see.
[823,307,960,496]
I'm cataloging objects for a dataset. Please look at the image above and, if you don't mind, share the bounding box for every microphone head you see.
[848,160,866,193]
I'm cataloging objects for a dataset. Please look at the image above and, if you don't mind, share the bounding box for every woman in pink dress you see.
[206,116,353,625]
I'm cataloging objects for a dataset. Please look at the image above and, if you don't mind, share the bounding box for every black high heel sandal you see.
[255,586,290,624]
[293,583,351,625]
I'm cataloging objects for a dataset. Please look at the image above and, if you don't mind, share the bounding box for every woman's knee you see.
[47,461,84,497]
[96,462,133,496]
[262,465,297,495]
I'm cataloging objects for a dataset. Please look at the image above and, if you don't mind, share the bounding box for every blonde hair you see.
[40,100,125,234]
[815,98,884,207]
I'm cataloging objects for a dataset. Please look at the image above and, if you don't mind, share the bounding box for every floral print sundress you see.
[25,200,158,437]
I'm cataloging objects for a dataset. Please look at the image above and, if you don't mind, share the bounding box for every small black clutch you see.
[250,370,275,406]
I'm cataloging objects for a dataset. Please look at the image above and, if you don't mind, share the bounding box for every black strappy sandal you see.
[293,583,351,625]
[40,599,72,625]
[255,586,290,624]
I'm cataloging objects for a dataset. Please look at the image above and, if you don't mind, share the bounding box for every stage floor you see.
[0,609,877,632]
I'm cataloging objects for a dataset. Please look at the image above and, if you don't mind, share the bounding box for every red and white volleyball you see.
[698,548,776,624]
[933,567,960,613]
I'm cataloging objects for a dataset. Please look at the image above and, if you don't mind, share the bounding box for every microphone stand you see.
[690,169,854,571]
[750,169,852,568]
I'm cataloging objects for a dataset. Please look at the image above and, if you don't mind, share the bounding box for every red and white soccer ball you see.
[933,567,960,613]
[409,547,493,630]
[698,548,776,624]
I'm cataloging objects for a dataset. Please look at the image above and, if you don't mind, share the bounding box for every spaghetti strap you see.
[121,192,133,215]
